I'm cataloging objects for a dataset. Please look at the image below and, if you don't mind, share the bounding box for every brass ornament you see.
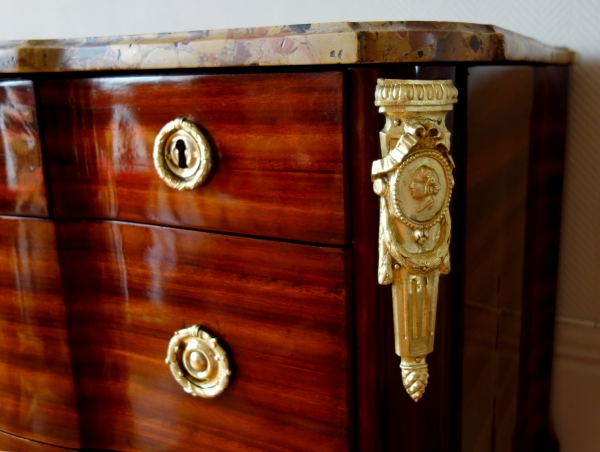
[372,79,457,402]
[153,118,212,190]
[165,325,231,398]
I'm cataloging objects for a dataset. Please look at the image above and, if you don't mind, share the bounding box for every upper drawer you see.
[0,80,48,217]
[38,72,346,244]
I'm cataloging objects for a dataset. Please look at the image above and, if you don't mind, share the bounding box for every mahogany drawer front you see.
[0,431,71,452]
[0,217,79,449]
[0,81,48,217]
[55,221,350,451]
[38,72,347,245]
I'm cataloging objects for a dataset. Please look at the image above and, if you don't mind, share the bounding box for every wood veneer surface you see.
[56,220,349,451]
[0,430,73,451]
[0,217,80,449]
[462,65,567,451]
[0,81,48,217]
[515,65,567,452]
[461,66,533,452]
[39,72,346,245]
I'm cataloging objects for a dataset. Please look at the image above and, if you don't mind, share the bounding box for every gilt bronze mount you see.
[166,325,231,398]
[372,79,458,401]
[153,118,212,191]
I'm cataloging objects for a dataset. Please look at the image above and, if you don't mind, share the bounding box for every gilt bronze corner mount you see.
[372,79,458,401]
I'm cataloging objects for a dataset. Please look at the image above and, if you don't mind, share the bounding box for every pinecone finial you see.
[400,356,429,402]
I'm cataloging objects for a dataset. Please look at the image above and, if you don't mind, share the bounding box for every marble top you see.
[0,22,573,73]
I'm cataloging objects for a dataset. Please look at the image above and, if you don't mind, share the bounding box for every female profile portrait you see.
[408,165,441,212]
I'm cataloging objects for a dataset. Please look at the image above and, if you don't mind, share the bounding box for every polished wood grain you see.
[55,220,349,451]
[348,65,388,452]
[349,65,460,452]
[0,81,48,217]
[514,65,568,452]
[0,430,72,451]
[0,217,80,448]
[38,72,346,245]
[461,65,567,451]
[462,66,534,452]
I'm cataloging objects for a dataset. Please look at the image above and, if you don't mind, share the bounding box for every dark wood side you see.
[349,65,460,452]
[38,72,346,245]
[348,65,387,452]
[513,65,568,452]
[0,81,48,217]
[462,64,567,452]
[0,216,80,448]
[56,220,349,451]
[0,430,73,452]
[461,66,534,452]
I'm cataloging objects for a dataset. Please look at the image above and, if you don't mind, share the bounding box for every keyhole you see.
[176,139,188,168]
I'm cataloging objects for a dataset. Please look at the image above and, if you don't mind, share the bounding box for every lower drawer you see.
[0,431,71,451]
[56,221,350,451]
[0,217,79,449]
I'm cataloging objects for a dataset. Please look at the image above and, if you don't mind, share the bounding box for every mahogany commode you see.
[0,22,571,451]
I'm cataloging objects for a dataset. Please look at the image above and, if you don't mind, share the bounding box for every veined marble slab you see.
[0,22,573,73]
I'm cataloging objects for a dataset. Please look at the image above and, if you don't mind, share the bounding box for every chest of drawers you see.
[0,22,571,451]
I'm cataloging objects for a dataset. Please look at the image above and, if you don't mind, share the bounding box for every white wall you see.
[1,1,598,450]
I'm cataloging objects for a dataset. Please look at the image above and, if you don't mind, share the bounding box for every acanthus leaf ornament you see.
[372,79,458,402]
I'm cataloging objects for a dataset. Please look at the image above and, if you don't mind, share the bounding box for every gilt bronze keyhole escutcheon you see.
[154,118,212,190]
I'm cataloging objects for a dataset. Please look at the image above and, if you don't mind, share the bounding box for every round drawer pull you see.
[165,325,231,398]
[153,118,212,190]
